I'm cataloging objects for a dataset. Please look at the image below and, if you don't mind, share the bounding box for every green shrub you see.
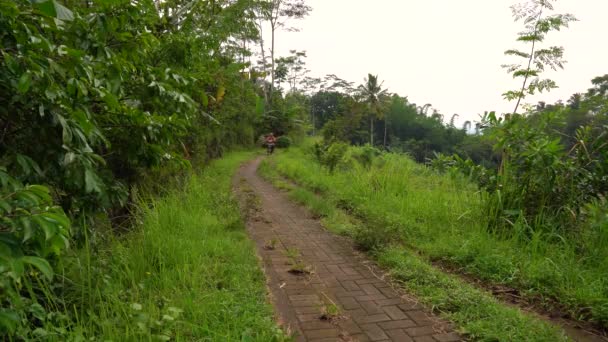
[312,142,327,163]
[0,168,71,337]
[276,136,292,148]
[321,142,349,173]
[353,144,381,169]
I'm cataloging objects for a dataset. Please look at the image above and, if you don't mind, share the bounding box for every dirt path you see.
[235,157,460,342]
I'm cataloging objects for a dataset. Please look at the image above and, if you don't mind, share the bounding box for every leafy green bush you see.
[321,142,349,173]
[480,111,608,234]
[352,144,381,169]
[0,168,71,336]
[0,0,265,338]
[276,136,292,148]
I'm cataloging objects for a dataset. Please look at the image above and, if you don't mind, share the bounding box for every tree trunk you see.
[311,104,315,136]
[383,119,387,148]
[258,19,268,105]
[513,8,543,114]
[370,115,374,146]
[270,22,276,104]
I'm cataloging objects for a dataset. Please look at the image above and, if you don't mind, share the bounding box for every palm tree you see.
[418,103,432,116]
[358,74,388,146]
[449,114,459,128]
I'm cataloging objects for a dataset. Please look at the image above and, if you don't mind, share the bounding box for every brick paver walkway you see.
[235,158,461,342]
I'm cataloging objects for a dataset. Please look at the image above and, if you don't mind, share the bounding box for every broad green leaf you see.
[63,152,76,165]
[0,310,20,333]
[32,0,56,17]
[84,169,102,194]
[40,212,70,231]
[201,92,209,107]
[15,190,41,206]
[16,155,43,177]
[0,200,11,214]
[32,0,74,21]
[11,258,24,280]
[22,256,54,280]
[18,72,31,93]
[0,242,13,259]
[55,114,73,143]
[26,185,51,199]
[32,215,57,240]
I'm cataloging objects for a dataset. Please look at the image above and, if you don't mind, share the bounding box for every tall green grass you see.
[266,143,608,329]
[260,154,569,341]
[60,152,286,340]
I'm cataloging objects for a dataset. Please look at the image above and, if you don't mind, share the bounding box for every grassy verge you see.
[259,150,572,341]
[261,144,608,328]
[63,152,286,340]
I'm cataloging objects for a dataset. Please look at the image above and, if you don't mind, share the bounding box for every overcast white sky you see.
[268,0,608,125]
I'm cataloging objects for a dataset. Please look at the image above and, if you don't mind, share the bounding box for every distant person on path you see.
[265,132,277,154]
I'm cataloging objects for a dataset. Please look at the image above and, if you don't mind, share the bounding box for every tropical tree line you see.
[302,0,607,264]
[301,73,496,167]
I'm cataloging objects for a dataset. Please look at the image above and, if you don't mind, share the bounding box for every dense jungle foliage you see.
[0,0,309,338]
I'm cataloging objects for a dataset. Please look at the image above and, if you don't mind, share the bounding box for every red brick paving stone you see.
[378,320,417,330]
[360,284,382,295]
[300,320,336,330]
[235,158,460,342]
[350,334,372,342]
[398,302,425,312]
[295,307,322,314]
[356,294,388,302]
[335,290,366,298]
[386,329,414,342]
[356,278,385,285]
[354,314,392,324]
[341,266,361,276]
[342,280,362,292]
[299,314,323,322]
[433,332,460,342]
[383,306,408,320]
[292,299,323,307]
[360,301,385,315]
[344,308,368,318]
[327,264,345,275]
[340,297,362,310]
[378,287,399,298]
[304,328,342,339]
[375,298,405,307]
[287,288,319,296]
[405,311,435,326]
[405,326,436,337]
[290,295,322,302]
[338,320,363,334]
[336,274,366,281]
[361,323,389,341]
[413,337,436,342]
